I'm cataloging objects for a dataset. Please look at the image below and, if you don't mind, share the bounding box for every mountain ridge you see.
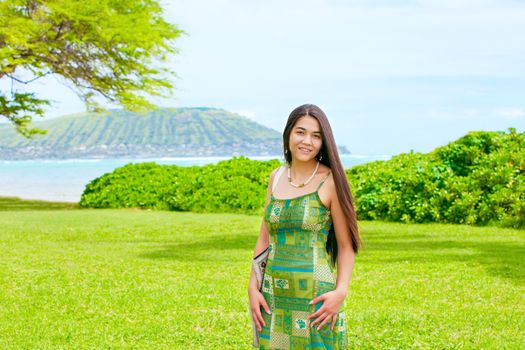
[0,107,350,160]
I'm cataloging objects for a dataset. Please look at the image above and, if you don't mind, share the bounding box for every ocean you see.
[0,154,390,202]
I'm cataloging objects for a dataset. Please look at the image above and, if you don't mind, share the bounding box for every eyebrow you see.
[295,126,321,134]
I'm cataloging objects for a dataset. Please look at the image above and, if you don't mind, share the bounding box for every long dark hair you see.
[283,104,362,266]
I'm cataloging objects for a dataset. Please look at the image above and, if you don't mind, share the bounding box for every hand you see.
[308,289,346,331]
[248,288,271,332]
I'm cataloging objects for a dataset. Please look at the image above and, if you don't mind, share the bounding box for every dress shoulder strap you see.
[272,165,286,193]
[316,171,331,191]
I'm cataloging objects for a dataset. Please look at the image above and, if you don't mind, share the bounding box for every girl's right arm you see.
[248,166,280,331]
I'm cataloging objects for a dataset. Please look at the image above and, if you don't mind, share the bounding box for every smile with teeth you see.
[299,147,312,153]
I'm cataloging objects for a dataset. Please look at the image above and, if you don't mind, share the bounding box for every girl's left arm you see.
[308,175,355,330]
[331,182,355,297]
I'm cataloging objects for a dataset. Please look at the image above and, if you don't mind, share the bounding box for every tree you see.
[0,0,183,137]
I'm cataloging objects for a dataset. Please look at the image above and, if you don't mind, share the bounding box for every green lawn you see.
[0,198,523,349]
[0,196,78,210]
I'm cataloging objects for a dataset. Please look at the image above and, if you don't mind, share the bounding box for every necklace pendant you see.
[288,178,304,188]
[287,161,320,189]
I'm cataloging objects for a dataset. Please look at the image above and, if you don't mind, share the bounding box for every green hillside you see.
[0,108,283,159]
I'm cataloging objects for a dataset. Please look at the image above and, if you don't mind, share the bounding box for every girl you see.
[248,104,362,349]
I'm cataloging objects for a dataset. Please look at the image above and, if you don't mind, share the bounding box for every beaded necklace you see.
[287,161,320,188]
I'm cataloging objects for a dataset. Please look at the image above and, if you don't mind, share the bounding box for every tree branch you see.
[6,71,52,85]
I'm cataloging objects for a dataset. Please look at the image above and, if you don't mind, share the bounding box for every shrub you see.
[348,128,524,228]
[80,157,280,215]
[80,128,524,229]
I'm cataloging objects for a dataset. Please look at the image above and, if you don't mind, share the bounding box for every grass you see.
[0,196,78,210]
[0,197,523,349]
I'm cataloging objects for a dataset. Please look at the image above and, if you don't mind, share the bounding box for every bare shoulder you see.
[265,165,285,204]
[318,164,331,177]
[268,164,285,185]
[270,164,285,178]
[317,165,336,208]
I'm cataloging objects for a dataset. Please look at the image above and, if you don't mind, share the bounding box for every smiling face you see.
[288,115,323,163]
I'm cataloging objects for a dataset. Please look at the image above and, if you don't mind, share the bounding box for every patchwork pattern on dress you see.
[259,176,347,350]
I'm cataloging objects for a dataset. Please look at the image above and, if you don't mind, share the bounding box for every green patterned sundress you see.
[259,168,348,350]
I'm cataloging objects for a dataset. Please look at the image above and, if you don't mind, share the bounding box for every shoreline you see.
[0,153,391,164]
[0,155,391,203]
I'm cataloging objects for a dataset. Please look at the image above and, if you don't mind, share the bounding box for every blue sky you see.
[2,0,525,155]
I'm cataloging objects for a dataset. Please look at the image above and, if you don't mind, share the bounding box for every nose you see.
[303,133,312,145]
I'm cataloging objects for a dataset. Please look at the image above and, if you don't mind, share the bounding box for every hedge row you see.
[80,128,524,228]
[348,128,524,228]
[79,157,280,214]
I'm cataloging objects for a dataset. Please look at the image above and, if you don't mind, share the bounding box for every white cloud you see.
[422,107,525,121]
[494,107,525,119]
[162,0,525,81]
